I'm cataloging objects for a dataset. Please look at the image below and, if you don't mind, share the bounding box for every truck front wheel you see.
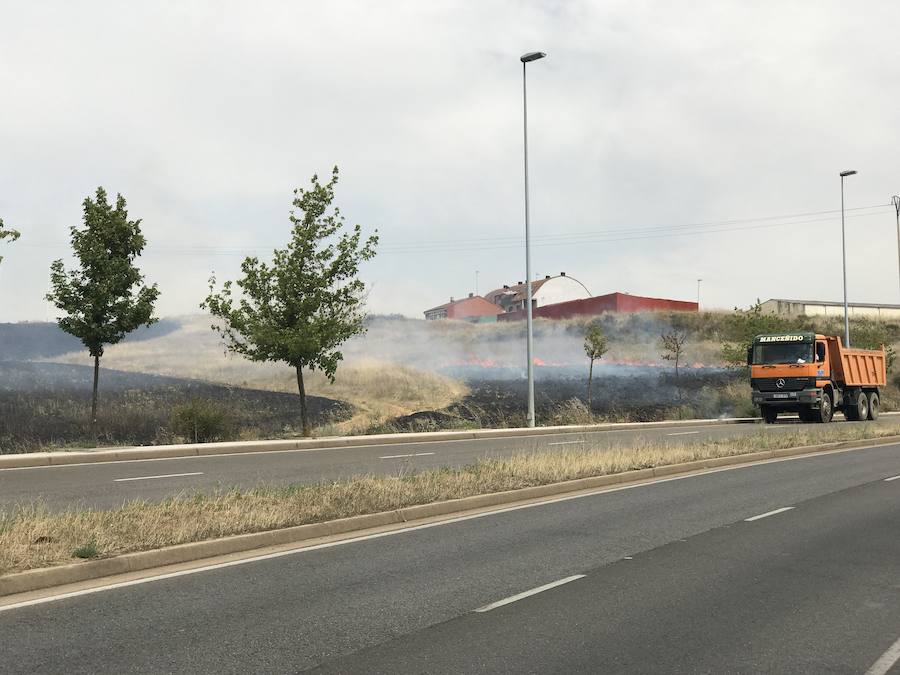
[868,392,880,421]
[817,392,833,423]
[760,406,778,424]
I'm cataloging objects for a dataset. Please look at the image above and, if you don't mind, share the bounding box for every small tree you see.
[584,321,608,408]
[46,188,159,429]
[0,218,20,265]
[660,330,689,378]
[203,167,378,437]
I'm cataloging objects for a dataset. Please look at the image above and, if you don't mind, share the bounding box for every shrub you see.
[72,540,99,559]
[170,399,234,443]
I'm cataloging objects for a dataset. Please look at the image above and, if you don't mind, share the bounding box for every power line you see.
[15,202,893,256]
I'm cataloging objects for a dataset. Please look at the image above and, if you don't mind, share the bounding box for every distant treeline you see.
[0,319,180,361]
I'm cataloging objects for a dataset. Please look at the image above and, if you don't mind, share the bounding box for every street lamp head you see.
[520,52,547,63]
[839,170,857,177]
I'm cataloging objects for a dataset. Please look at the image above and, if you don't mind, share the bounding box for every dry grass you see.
[3,421,899,576]
[51,316,467,433]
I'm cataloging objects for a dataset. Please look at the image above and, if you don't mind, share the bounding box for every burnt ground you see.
[390,369,748,431]
[0,361,352,453]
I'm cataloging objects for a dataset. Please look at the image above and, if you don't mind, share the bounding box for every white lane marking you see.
[667,431,700,437]
[2,442,898,612]
[474,575,585,613]
[865,635,900,675]
[884,475,900,482]
[378,452,436,460]
[113,472,203,482]
[744,506,795,522]
[548,440,585,446]
[0,419,771,473]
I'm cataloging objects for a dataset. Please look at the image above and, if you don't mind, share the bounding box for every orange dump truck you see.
[748,332,886,423]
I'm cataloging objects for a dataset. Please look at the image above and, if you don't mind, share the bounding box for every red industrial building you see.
[425,272,697,322]
[497,291,698,322]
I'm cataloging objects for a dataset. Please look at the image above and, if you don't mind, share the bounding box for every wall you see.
[761,299,900,320]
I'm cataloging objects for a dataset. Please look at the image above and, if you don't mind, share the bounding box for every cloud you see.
[1,0,899,321]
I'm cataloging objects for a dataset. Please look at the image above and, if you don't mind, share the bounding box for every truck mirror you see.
[746,346,753,367]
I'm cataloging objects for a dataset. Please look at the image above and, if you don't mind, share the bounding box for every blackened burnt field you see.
[393,366,749,430]
[0,361,351,453]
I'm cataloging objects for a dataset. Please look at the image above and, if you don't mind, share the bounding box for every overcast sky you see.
[1,1,899,322]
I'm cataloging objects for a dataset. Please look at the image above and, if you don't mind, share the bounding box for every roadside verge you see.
[0,416,756,469]
[2,432,898,598]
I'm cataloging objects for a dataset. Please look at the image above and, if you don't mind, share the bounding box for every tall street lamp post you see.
[840,170,857,347]
[521,50,546,428]
[893,196,900,301]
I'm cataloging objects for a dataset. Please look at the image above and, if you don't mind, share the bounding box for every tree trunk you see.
[587,358,594,408]
[295,365,311,437]
[91,353,100,436]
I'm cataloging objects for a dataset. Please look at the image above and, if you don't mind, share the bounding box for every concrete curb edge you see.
[3,432,899,598]
[0,417,760,469]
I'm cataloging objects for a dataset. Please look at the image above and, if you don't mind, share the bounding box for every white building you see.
[484,273,591,313]
[761,298,900,321]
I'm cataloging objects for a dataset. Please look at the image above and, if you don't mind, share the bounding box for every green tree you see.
[660,329,688,378]
[0,218,20,264]
[203,167,378,437]
[46,188,159,429]
[584,321,608,408]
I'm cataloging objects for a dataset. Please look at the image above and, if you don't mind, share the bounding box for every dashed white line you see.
[1,442,892,612]
[865,635,900,675]
[113,472,203,482]
[474,575,586,613]
[884,475,900,482]
[548,440,585,446]
[666,431,700,436]
[744,506,795,522]
[378,452,436,460]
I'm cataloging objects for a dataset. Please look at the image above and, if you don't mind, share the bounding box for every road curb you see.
[3,433,899,598]
[0,417,759,469]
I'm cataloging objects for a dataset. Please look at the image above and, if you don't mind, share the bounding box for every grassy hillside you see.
[43,315,467,433]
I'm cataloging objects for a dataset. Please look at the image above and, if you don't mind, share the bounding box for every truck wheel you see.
[847,391,868,422]
[817,392,833,423]
[761,406,778,424]
[867,392,880,421]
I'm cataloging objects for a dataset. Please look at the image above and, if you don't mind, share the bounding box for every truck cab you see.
[748,332,885,423]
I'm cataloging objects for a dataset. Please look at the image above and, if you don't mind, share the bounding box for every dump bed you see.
[825,336,886,387]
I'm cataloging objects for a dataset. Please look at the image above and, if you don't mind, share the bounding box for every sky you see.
[1,0,899,322]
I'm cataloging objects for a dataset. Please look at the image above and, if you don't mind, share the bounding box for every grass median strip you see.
[3,422,900,576]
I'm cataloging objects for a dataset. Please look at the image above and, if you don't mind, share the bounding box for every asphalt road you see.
[2,416,896,511]
[3,441,900,673]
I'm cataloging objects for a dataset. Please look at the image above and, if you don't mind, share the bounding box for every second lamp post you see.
[840,170,857,347]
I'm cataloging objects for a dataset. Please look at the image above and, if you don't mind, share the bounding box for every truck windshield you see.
[753,343,813,365]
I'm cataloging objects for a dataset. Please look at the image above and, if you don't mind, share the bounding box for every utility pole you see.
[475,270,479,297]
[697,278,702,308]
[840,170,857,347]
[520,50,546,428]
